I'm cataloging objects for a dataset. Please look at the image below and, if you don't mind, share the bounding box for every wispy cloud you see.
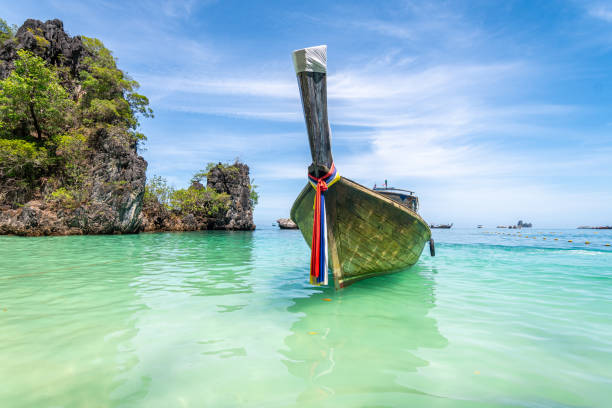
[140,75,296,98]
[139,52,581,191]
[10,0,609,225]
[352,20,414,40]
[588,4,612,22]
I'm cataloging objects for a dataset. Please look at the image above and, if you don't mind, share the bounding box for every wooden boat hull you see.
[290,177,431,289]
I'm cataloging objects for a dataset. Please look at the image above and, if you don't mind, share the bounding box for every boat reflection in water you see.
[280,266,447,406]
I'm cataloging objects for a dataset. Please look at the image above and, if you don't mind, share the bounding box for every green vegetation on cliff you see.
[0,18,17,45]
[144,169,231,219]
[144,162,259,218]
[0,49,74,140]
[142,161,258,231]
[202,161,259,207]
[79,36,152,140]
[0,18,255,235]
[0,18,152,209]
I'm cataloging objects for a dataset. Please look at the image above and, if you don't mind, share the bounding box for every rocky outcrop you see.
[206,163,255,230]
[140,162,256,232]
[0,19,88,80]
[0,19,146,236]
[140,181,214,232]
[140,200,175,232]
[277,218,298,229]
[0,19,255,236]
[0,127,146,236]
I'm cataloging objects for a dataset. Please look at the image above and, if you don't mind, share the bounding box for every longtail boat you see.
[430,223,453,229]
[289,45,432,289]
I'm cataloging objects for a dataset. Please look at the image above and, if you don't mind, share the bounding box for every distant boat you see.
[477,225,483,228]
[289,45,432,289]
[578,226,612,229]
[430,223,453,229]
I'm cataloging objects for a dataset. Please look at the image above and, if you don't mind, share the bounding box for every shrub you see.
[170,187,230,218]
[53,131,88,185]
[249,180,259,207]
[0,18,16,45]
[204,162,240,179]
[144,175,174,209]
[48,187,77,208]
[0,138,49,181]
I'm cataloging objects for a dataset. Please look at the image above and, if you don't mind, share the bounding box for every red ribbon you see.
[308,164,336,284]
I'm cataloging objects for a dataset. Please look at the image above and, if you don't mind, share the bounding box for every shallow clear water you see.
[1,228,611,407]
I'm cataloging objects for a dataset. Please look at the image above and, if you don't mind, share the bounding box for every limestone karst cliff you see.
[141,162,256,232]
[0,19,148,235]
[0,19,256,235]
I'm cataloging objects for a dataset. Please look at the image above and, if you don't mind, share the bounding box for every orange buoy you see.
[323,298,332,301]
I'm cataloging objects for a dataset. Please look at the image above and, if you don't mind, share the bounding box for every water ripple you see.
[0,229,610,407]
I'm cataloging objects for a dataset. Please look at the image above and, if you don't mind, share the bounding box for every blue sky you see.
[3,0,612,227]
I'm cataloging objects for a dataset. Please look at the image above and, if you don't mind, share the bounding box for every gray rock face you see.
[0,19,88,80]
[0,20,146,236]
[86,127,146,233]
[277,218,298,229]
[0,127,146,236]
[206,163,255,230]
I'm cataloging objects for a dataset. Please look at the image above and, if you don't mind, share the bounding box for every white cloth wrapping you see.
[292,45,327,74]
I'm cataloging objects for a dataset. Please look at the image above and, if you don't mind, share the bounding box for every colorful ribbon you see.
[308,163,340,285]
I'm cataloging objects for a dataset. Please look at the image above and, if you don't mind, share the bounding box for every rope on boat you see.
[308,163,340,285]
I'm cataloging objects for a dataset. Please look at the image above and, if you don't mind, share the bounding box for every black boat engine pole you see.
[292,45,333,178]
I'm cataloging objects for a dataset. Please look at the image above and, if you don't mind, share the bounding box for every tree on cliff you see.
[0,49,74,139]
[0,19,152,205]
[0,18,150,235]
[79,36,152,142]
[0,18,17,44]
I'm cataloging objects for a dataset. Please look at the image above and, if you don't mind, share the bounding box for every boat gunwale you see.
[290,176,431,236]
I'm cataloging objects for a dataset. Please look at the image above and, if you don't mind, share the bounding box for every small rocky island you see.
[496,220,532,229]
[141,162,256,232]
[0,19,255,235]
[277,218,298,229]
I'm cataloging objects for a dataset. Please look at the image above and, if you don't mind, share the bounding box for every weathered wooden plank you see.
[290,177,431,288]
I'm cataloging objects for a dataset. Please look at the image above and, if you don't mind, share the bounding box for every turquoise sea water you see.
[1,228,611,408]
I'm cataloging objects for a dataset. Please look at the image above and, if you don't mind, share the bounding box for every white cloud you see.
[139,75,296,99]
[352,20,414,40]
[139,52,584,191]
[588,5,612,22]
[9,0,610,226]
